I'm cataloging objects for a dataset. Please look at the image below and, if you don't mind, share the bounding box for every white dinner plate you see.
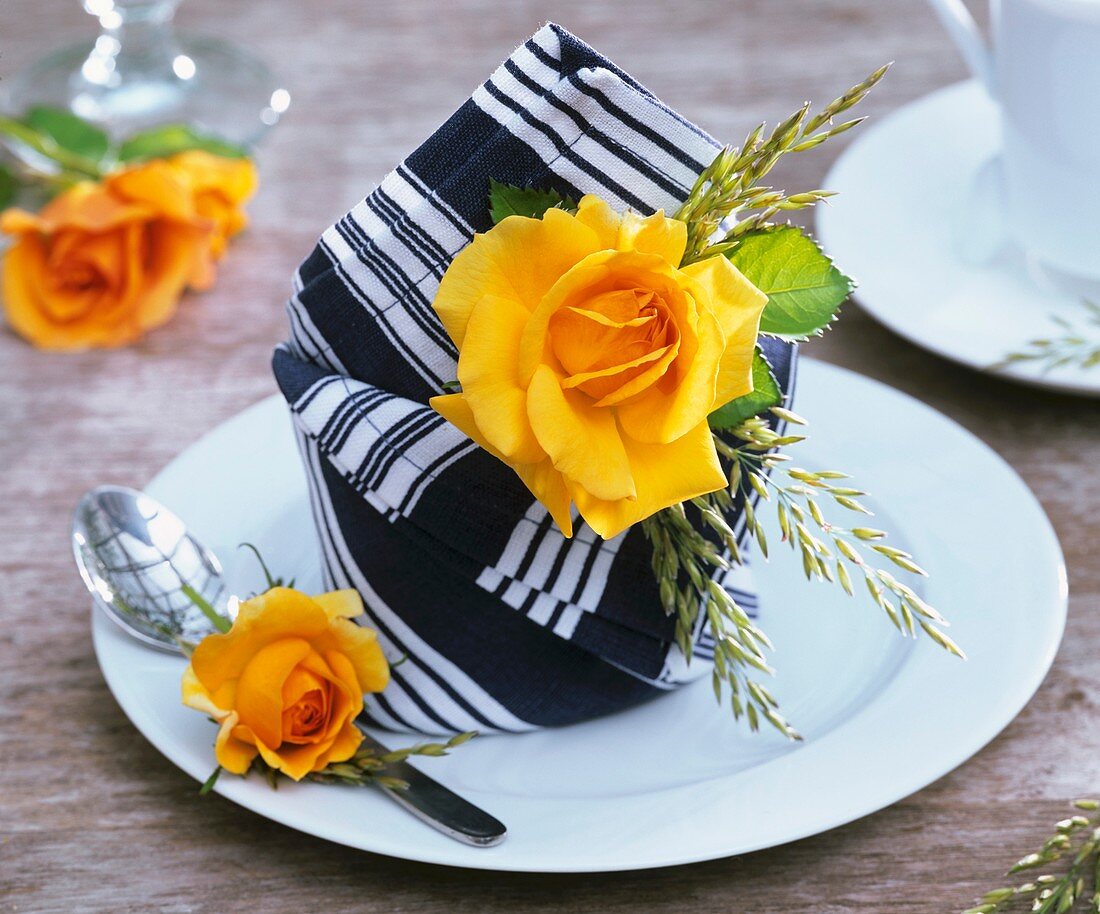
[92,358,1067,872]
[818,80,1100,397]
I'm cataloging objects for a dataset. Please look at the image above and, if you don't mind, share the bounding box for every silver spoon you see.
[72,485,506,848]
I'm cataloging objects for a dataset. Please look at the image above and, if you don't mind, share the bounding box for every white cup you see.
[927,0,1100,279]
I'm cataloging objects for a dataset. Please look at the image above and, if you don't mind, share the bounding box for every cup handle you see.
[925,0,995,94]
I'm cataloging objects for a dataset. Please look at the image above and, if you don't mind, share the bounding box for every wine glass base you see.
[1,31,288,149]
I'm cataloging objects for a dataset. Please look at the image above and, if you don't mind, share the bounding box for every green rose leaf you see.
[117,124,247,163]
[488,179,576,224]
[708,347,782,430]
[25,106,110,165]
[0,163,17,209]
[728,226,854,340]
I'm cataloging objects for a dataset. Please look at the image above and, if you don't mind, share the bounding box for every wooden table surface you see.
[2,1,1098,911]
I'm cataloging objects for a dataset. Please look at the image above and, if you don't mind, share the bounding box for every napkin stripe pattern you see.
[274,23,797,733]
[296,429,532,733]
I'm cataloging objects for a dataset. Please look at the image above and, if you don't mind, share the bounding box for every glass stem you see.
[90,0,182,72]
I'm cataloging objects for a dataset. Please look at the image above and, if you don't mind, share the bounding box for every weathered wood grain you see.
[1,1,1098,911]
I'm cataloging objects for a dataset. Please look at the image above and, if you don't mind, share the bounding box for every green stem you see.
[0,116,103,179]
[180,583,232,634]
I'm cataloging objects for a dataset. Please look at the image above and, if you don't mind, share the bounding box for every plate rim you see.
[817,78,1100,399]
[92,359,1068,872]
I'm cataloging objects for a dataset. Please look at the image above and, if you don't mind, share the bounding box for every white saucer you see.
[818,80,1100,397]
[91,359,1066,872]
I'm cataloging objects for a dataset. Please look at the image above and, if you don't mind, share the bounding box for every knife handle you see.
[357,730,507,847]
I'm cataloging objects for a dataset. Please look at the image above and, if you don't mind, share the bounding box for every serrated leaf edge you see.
[737,223,856,342]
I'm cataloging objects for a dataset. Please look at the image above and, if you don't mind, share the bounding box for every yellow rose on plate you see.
[181,587,389,781]
[430,195,768,540]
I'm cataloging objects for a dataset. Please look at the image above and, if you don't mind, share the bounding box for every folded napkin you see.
[274,23,797,734]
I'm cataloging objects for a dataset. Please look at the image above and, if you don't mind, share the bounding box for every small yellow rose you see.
[0,160,213,350]
[181,587,389,781]
[430,195,768,539]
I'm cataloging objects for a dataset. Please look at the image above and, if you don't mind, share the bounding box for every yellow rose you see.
[430,195,768,539]
[168,150,257,263]
[0,160,213,350]
[181,587,389,781]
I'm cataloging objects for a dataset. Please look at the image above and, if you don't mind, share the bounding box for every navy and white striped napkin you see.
[273,23,797,734]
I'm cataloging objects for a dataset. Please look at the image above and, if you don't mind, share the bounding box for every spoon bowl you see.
[72,485,228,652]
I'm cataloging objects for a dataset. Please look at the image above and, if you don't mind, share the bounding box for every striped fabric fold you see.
[273,23,798,733]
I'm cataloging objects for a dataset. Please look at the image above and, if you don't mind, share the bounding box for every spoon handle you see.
[357,730,506,847]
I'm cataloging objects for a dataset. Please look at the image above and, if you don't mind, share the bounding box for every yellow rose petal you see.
[527,364,635,502]
[514,458,575,538]
[573,420,726,539]
[17,183,150,234]
[616,299,724,444]
[181,664,225,719]
[136,221,209,325]
[281,664,327,707]
[317,618,390,694]
[314,720,365,770]
[433,207,600,348]
[458,294,545,463]
[519,250,616,383]
[521,250,679,383]
[169,151,258,258]
[105,159,198,222]
[574,194,622,248]
[1,237,96,350]
[551,292,659,368]
[210,680,238,713]
[573,196,687,265]
[430,393,503,457]
[322,650,367,734]
[260,649,363,780]
[0,206,43,234]
[560,344,674,403]
[254,729,334,781]
[235,638,313,749]
[617,209,687,266]
[171,150,258,202]
[681,255,768,405]
[311,589,364,620]
[190,587,330,692]
[213,710,260,775]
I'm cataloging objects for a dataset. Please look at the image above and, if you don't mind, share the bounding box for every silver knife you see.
[357,728,507,847]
